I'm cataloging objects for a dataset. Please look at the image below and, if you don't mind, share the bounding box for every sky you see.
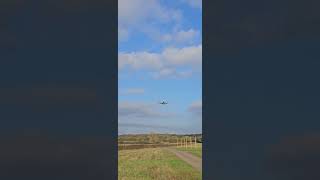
[118,0,202,134]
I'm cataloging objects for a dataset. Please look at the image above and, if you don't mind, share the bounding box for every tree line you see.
[118,133,202,144]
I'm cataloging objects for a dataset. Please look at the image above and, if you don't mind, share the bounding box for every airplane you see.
[159,101,168,105]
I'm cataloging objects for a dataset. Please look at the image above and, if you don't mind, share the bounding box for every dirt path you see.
[165,147,202,171]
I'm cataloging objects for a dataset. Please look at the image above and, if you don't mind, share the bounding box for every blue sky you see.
[118,0,202,134]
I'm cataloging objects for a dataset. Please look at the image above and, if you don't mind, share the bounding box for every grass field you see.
[118,148,202,180]
[176,144,202,158]
[118,143,177,150]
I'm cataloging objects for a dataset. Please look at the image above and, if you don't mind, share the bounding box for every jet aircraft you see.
[159,101,168,105]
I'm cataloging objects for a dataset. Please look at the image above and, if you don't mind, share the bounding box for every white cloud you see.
[118,0,201,47]
[118,1,202,79]
[118,101,202,134]
[118,28,130,42]
[152,68,193,79]
[118,101,175,119]
[158,29,200,45]
[119,0,183,41]
[188,100,202,117]
[175,29,200,44]
[119,102,161,118]
[119,0,181,26]
[119,44,202,78]
[162,45,202,66]
[119,51,163,70]
[181,0,202,9]
[119,122,167,129]
[118,122,189,134]
[120,88,145,95]
[118,101,186,134]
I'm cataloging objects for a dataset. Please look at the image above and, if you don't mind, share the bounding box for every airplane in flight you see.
[159,101,168,105]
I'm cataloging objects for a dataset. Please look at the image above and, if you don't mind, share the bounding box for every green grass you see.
[175,144,202,158]
[118,148,201,180]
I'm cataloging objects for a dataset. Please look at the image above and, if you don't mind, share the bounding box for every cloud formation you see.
[152,68,193,79]
[120,88,145,95]
[119,0,182,42]
[118,0,202,79]
[188,100,202,117]
[119,0,182,26]
[145,28,201,45]
[181,0,202,9]
[118,122,189,134]
[119,122,168,129]
[118,101,174,119]
[118,27,129,42]
[119,44,202,78]
[171,29,200,44]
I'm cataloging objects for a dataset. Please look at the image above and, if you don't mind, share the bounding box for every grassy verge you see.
[175,145,202,158]
[118,148,201,180]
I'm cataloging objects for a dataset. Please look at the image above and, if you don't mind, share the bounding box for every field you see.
[118,148,202,180]
[176,144,202,158]
[118,143,177,150]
